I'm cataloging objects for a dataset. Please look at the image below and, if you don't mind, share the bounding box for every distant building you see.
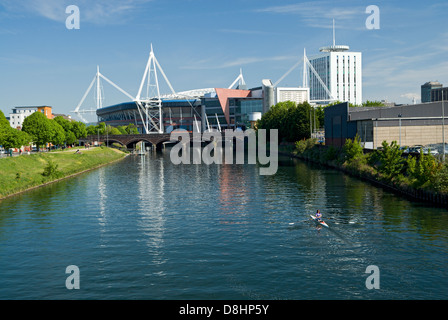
[307,22,362,106]
[9,106,53,129]
[275,87,309,105]
[421,81,443,103]
[325,101,448,149]
[430,87,448,103]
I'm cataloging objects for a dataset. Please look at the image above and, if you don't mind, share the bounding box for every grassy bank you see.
[0,147,128,200]
[280,139,448,207]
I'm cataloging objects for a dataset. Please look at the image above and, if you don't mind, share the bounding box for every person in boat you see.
[315,210,322,222]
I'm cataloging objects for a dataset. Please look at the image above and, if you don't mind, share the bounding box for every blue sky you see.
[1,0,448,121]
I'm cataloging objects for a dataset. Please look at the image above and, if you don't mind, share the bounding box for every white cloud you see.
[181,55,296,70]
[0,0,152,24]
[256,1,364,28]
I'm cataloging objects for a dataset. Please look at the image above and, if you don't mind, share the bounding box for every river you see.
[0,150,447,300]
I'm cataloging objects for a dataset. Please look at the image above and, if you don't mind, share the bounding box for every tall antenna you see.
[333,19,335,47]
[319,19,349,52]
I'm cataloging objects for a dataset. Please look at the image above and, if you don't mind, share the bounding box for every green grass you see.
[0,147,127,199]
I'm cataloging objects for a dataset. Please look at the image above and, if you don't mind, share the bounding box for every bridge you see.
[80,132,233,150]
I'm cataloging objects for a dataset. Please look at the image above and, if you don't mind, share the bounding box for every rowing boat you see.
[310,214,329,228]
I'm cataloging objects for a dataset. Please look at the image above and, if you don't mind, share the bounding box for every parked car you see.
[423,147,439,155]
[408,145,423,153]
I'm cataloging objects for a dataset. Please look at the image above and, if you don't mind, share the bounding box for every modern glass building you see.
[421,81,443,103]
[308,44,362,106]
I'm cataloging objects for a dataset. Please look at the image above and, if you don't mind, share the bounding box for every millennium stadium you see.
[72,45,326,134]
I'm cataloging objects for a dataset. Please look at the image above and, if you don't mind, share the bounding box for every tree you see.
[0,128,31,150]
[96,122,106,135]
[53,116,72,132]
[48,120,66,146]
[407,149,442,189]
[86,124,98,136]
[376,140,405,180]
[0,110,31,150]
[106,125,121,135]
[342,134,364,162]
[65,130,77,145]
[70,121,87,139]
[125,123,139,134]
[22,111,53,149]
[257,101,312,142]
[0,110,11,146]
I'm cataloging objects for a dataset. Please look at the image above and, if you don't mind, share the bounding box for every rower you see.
[315,210,322,222]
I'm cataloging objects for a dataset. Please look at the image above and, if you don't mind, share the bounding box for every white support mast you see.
[134,44,179,134]
[228,68,246,89]
[72,66,133,123]
[274,48,335,102]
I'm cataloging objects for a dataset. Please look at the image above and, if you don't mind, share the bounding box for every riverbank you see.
[0,147,128,200]
[279,142,448,207]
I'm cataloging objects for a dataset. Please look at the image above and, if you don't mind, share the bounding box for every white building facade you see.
[275,87,309,105]
[308,45,362,106]
[9,107,37,129]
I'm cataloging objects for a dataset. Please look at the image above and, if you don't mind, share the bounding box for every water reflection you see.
[136,153,166,266]
[97,167,107,229]
[1,151,448,299]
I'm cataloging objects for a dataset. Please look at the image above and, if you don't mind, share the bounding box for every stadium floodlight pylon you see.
[228,68,246,89]
[72,66,134,123]
[134,44,178,134]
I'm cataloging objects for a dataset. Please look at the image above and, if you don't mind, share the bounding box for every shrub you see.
[324,145,340,162]
[342,134,364,162]
[42,160,61,178]
[376,141,405,181]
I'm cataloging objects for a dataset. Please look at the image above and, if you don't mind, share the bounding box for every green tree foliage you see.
[362,100,386,107]
[65,131,77,145]
[54,116,87,145]
[406,149,442,189]
[70,121,87,139]
[0,110,11,146]
[106,125,121,135]
[22,112,53,149]
[0,110,32,150]
[257,101,312,142]
[376,140,405,180]
[1,129,31,150]
[124,123,139,134]
[342,134,364,162]
[48,120,66,146]
[42,159,61,178]
[325,100,385,108]
[434,163,448,194]
[53,116,72,132]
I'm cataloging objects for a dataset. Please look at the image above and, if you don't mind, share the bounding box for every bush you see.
[42,160,61,178]
[407,151,443,189]
[324,145,340,162]
[376,140,405,181]
[294,138,317,155]
[434,164,448,194]
[342,134,364,162]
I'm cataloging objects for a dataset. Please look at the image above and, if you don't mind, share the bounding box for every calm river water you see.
[0,150,447,300]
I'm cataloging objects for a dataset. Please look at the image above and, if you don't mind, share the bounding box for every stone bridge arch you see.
[81,133,179,150]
